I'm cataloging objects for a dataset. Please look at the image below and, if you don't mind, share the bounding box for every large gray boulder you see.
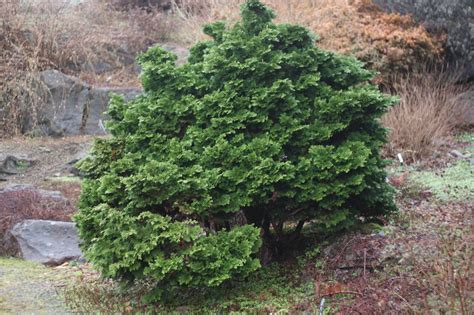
[9,220,83,266]
[0,184,75,256]
[373,0,474,81]
[38,70,141,136]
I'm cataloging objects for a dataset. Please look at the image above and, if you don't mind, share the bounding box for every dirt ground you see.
[0,258,72,314]
[0,136,97,203]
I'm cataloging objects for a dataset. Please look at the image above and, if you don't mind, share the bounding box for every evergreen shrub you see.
[75,0,397,300]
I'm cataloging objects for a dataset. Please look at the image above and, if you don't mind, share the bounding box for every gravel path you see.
[0,258,71,314]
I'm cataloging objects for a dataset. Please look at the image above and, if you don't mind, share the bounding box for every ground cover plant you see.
[75,0,396,301]
[0,257,70,313]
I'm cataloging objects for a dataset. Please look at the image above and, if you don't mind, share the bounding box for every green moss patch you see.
[411,161,474,201]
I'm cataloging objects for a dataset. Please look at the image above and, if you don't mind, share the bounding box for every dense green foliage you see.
[75,0,396,300]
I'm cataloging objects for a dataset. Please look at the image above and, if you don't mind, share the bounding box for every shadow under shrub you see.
[76,0,397,302]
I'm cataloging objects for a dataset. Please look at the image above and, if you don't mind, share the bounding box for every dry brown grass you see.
[0,0,174,137]
[382,68,471,163]
[1,0,174,79]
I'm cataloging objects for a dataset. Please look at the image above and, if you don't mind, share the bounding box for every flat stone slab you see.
[10,220,83,266]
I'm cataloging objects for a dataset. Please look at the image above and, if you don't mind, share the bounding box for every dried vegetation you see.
[0,0,173,136]
[174,0,445,80]
[382,68,471,163]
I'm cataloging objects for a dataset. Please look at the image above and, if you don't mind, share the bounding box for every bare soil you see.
[0,136,96,202]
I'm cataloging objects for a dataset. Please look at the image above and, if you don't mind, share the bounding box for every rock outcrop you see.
[37,70,141,136]
[9,220,83,266]
[0,155,36,175]
[373,0,474,81]
[458,90,474,126]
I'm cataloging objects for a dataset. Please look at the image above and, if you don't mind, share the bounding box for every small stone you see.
[449,150,466,159]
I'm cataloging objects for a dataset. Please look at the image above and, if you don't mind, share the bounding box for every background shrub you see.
[172,0,445,81]
[382,68,471,162]
[76,0,396,300]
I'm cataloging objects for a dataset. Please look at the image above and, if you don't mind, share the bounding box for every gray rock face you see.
[9,220,83,266]
[38,70,141,136]
[65,149,90,176]
[373,0,474,81]
[457,90,474,126]
[160,43,190,65]
[0,155,36,175]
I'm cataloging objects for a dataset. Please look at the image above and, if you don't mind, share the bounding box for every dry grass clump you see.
[0,0,174,137]
[382,68,471,163]
[172,0,445,81]
[1,0,173,81]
